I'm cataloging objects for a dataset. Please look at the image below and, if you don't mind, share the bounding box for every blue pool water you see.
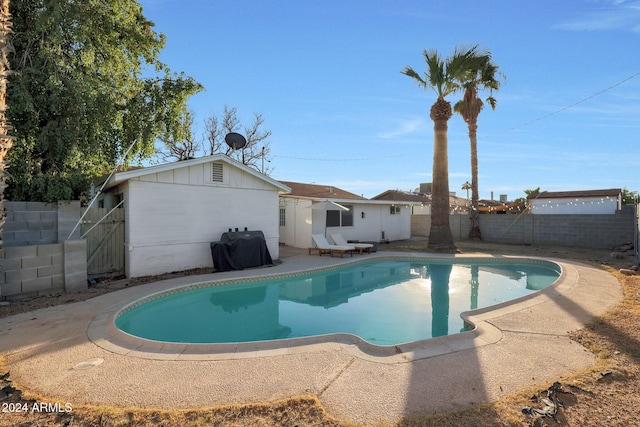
[115,259,560,346]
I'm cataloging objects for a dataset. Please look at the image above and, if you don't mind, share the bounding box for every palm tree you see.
[454,53,503,240]
[402,45,489,251]
[0,0,12,301]
[461,181,471,200]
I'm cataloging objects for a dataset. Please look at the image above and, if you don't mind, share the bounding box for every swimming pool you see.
[115,258,561,347]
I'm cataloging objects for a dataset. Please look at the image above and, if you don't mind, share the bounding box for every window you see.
[279,208,286,226]
[326,210,340,227]
[113,194,124,208]
[211,162,223,182]
[326,205,353,227]
[390,205,400,214]
[342,206,354,226]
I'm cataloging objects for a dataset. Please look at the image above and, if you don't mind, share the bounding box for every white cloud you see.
[554,0,640,33]
[377,117,428,139]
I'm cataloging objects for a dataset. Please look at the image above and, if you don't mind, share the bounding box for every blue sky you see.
[138,0,639,200]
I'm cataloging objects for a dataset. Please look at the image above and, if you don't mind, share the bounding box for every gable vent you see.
[211,162,223,182]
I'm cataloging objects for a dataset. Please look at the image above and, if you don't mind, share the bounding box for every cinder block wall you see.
[411,205,636,249]
[410,215,431,237]
[477,214,532,244]
[0,240,88,300]
[3,201,58,246]
[3,201,82,246]
[530,211,632,247]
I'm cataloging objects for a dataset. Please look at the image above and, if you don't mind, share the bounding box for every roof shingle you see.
[528,188,621,200]
[279,181,366,200]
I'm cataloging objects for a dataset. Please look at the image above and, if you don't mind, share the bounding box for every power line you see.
[274,153,410,162]
[503,70,640,132]
[275,71,640,164]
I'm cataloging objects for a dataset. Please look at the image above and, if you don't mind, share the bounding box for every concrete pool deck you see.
[0,248,623,424]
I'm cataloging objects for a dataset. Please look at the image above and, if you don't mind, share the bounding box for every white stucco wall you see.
[529,196,620,215]
[279,198,313,248]
[279,197,412,248]
[118,161,281,277]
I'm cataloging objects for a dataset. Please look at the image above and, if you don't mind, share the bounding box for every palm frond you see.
[404,45,503,103]
[485,95,497,110]
[401,65,427,88]
[453,99,463,114]
[423,48,447,96]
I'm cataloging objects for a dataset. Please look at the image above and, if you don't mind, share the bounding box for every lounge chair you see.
[309,234,355,258]
[330,234,373,254]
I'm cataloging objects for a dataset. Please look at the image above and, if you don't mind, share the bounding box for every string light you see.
[529,196,614,210]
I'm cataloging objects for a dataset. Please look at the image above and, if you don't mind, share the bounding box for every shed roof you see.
[528,188,621,200]
[102,154,290,192]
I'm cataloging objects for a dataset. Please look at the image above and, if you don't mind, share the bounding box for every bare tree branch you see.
[156,110,202,161]
[205,107,274,175]
[154,106,274,174]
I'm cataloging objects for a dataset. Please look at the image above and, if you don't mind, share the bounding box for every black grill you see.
[210,230,273,272]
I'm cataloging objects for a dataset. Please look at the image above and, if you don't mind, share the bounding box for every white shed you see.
[528,188,622,215]
[278,181,417,249]
[101,155,290,277]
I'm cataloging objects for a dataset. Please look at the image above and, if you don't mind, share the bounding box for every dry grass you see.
[0,391,348,427]
[1,240,638,427]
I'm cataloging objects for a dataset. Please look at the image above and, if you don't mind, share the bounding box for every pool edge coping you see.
[87,253,578,364]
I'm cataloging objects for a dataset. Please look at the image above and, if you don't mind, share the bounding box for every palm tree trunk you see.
[468,120,481,240]
[0,0,12,300]
[429,99,456,252]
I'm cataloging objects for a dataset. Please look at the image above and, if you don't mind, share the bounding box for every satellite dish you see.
[225,132,247,150]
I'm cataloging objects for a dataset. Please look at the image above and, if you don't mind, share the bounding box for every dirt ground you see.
[1,240,639,426]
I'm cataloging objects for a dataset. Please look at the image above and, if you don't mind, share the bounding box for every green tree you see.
[621,188,639,205]
[0,0,12,301]
[5,0,202,203]
[513,187,541,206]
[155,110,201,162]
[454,52,503,240]
[402,45,489,251]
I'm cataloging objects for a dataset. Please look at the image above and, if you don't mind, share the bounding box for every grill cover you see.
[210,230,273,272]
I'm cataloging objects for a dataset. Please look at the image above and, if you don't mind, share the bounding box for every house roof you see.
[479,199,504,207]
[102,154,290,192]
[372,189,429,203]
[278,181,422,206]
[528,188,622,200]
[278,181,367,200]
[449,194,470,209]
[478,202,526,213]
[373,189,470,209]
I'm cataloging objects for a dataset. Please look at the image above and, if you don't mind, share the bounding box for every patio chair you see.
[330,234,373,254]
[309,234,355,258]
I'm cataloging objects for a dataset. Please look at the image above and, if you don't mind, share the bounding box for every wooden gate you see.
[81,208,125,278]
